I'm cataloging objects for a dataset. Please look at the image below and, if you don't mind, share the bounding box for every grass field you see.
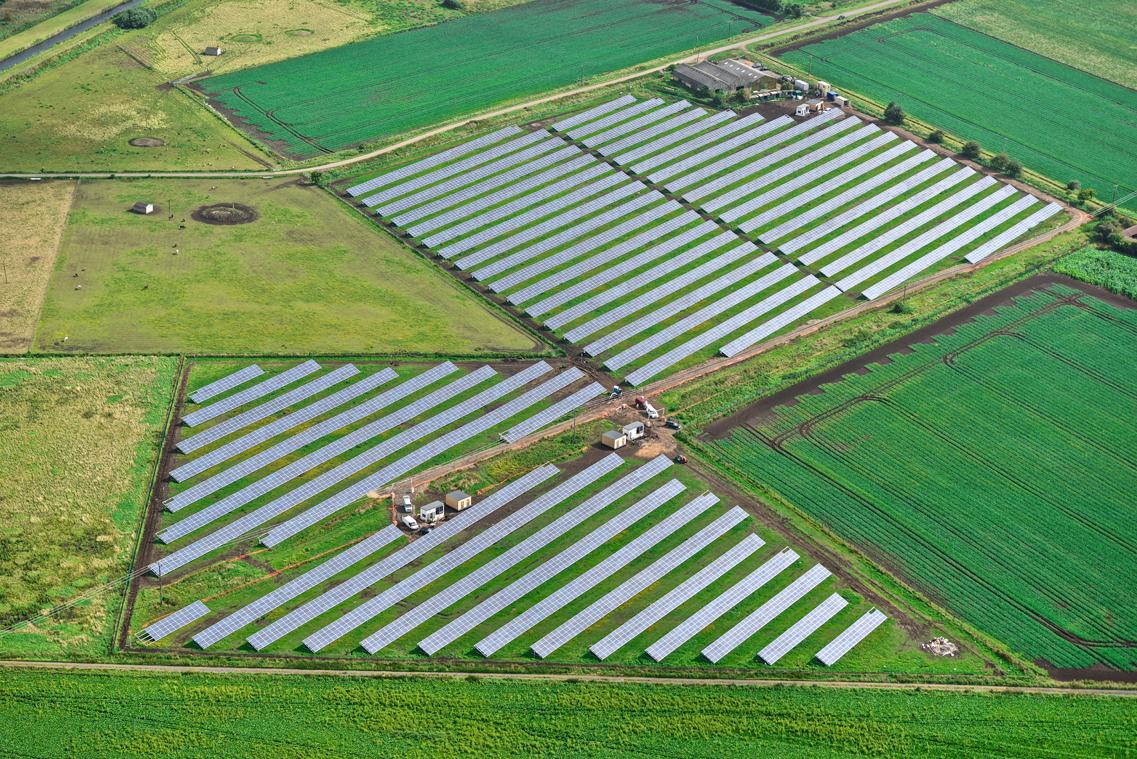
[32,177,538,354]
[0,0,120,56]
[201,0,773,157]
[1054,246,1137,301]
[1,669,1132,759]
[708,283,1137,671]
[934,0,1137,89]
[0,355,177,656]
[780,14,1137,213]
[0,179,75,353]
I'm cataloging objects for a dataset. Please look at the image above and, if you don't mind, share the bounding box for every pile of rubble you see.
[921,636,960,657]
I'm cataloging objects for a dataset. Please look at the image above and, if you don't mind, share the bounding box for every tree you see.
[309,171,325,187]
[990,152,1010,172]
[1078,187,1096,202]
[927,129,945,144]
[712,91,727,108]
[113,7,157,29]
[1005,159,1023,178]
[1066,180,1080,191]
[961,140,981,160]
[883,101,905,126]
[783,3,804,18]
[733,87,751,105]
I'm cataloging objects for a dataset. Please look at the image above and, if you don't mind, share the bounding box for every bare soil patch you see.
[192,203,258,225]
[287,29,313,36]
[129,137,166,147]
[769,0,961,56]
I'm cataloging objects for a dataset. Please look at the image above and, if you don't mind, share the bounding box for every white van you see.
[402,515,419,530]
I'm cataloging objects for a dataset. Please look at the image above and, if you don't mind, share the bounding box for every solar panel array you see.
[614,110,734,167]
[189,365,262,404]
[757,592,848,665]
[177,365,358,455]
[718,286,842,358]
[646,548,798,662]
[701,563,831,663]
[359,455,624,654]
[182,360,319,427]
[192,526,401,649]
[532,500,742,659]
[551,95,635,132]
[646,115,788,183]
[169,368,398,483]
[475,485,707,657]
[582,100,689,148]
[141,600,210,643]
[965,202,1061,264]
[601,107,705,158]
[160,367,486,543]
[815,608,888,666]
[501,382,604,443]
[589,529,762,661]
[167,364,453,508]
[567,98,661,139]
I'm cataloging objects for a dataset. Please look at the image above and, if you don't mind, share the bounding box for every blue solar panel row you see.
[582,100,689,149]
[192,526,401,649]
[360,455,625,654]
[177,365,358,455]
[717,286,843,359]
[189,365,262,404]
[182,360,319,427]
[964,202,1060,264]
[645,115,788,183]
[167,364,452,506]
[551,95,635,132]
[614,109,733,168]
[627,111,755,174]
[140,600,210,643]
[757,593,848,665]
[600,107,705,158]
[501,382,605,443]
[566,99,661,139]
[815,608,888,666]
[247,465,557,651]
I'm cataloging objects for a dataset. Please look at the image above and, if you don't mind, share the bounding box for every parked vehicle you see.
[645,403,659,420]
[674,455,688,464]
[402,515,419,530]
[419,525,431,535]
[665,419,681,430]
[401,494,413,513]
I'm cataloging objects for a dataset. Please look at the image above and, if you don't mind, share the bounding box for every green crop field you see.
[780,14,1137,212]
[201,0,773,158]
[1054,246,1137,301]
[32,177,538,355]
[709,283,1137,671]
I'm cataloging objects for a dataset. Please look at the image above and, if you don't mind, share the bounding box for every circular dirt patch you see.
[287,28,313,36]
[230,33,262,43]
[129,137,166,147]
[192,203,259,225]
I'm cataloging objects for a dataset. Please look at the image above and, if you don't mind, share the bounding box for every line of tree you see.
[741,0,804,18]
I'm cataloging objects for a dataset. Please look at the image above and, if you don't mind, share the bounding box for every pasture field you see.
[31,177,538,354]
[0,179,75,353]
[201,0,773,157]
[1,670,1132,759]
[1054,246,1137,301]
[0,355,177,656]
[934,0,1137,88]
[0,0,120,57]
[707,283,1137,671]
[780,14,1137,212]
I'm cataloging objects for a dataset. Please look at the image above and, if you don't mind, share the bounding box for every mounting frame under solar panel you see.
[815,609,888,666]
[757,592,848,665]
[189,365,262,404]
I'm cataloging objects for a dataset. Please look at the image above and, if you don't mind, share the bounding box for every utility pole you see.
[158,561,163,606]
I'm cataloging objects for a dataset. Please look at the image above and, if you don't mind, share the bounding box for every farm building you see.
[445,490,472,511]
[601,430,626,449]
[204,47,222,56]
[132,202,153,214]
[716,59,779,91]
[673,61,756,94]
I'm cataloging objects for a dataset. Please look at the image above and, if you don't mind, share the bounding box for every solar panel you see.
[717,285,842,359]
[533,502,748,659]
[815,608,888,666]
[347,126,519,197]
[567,99,662,139]
[153,365,511,568]
[376,134,560,217]
[602,261,792,368]
[260,364,571,547]
[603,107,707,158]
[645,548,798,662]
[177,365,358,455]
[614,110,734,167]
[501,382,604,443]
[192,526,401,649]
[759,148,932,244]
[509,206,693,307]
[646,115,789,183]
[189,365,263,404]
[167,364,452,508]
[799,165,973,267]
[552,95,636,132]
[246,465,556,651]
[161,366,486,542]
[701,563,831,663]
[757,592,848,665]
[170,369,397,483]
[140,600,210,643]
[363,131,545,208]
[418,456,674,655]
[782,157,955,256]
[182,361,320,427]
[965,202,1061,264]
[474,480,701,657]
[675,112,852,199]
[707,123,881,216]
[394,146,578,229]
[582,100,689,149]
[358,455,624,654]
[589,529,762,661]
[546,226,731,332]
[588,248,774,358]
[823,175,994,278]
[837,182,1015,294]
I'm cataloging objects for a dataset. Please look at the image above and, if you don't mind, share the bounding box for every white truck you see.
[644,403,659,420]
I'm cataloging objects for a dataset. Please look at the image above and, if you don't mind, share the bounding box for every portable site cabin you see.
[817,80,831,95]
[420,501,444,523]
[795,103,810,117]
[446,490,472,511]
[793,79,809,93]
[806,98,824,112]
[623,421,645,441]
[834,95,850,107]
[133,202,153,214]
[601,430,627,449]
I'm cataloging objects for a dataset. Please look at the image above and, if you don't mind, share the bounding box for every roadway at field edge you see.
[0,0,912,178]
[0,660,1132,696]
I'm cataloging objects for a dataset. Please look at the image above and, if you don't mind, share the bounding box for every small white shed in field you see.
[132,201,153,214]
